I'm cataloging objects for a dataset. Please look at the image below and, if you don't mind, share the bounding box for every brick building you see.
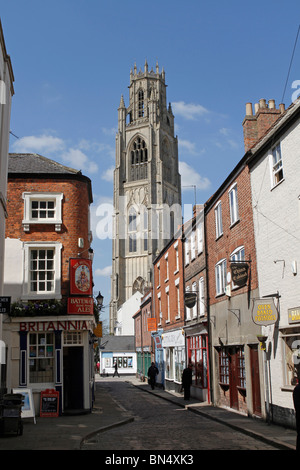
[2,153,95,415]
[183,205,210,401]
[205,150,261,416]
[153,233,185,392]
[133,289,153,381]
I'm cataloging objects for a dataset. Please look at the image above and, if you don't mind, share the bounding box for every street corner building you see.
[2,153,96,415]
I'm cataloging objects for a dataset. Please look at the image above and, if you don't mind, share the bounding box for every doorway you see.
[250,345,262,416]
[63,346,84,412]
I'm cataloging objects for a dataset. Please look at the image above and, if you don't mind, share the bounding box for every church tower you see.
[109,62,181,333]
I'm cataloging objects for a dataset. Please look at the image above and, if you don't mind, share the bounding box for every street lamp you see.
[96,291,104,310]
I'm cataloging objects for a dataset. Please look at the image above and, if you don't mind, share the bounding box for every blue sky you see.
[1,0,300,326]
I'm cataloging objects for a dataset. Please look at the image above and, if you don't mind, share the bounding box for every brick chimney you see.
[242,99,285,152]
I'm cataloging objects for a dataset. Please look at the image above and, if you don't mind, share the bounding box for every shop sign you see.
[185,292,197,308]
[0,296,11,314]
[93,322,103,337]
[40,389,59,418]
[231,263,249,287]
[67,297,93,314]
[252,299,278,326]
[19,320,93,332]
[70,258,93,295]
[288,307,300,324]
[147,318,157,331]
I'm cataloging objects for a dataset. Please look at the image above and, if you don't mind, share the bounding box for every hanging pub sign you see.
[147,318,157,332]
[252,298,278,326]
[70,258,92,296]
[67,297,94,314]
[230,262,249,287]
[185,292,197,309]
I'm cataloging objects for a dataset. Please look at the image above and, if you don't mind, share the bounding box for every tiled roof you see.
[8,153,81,175]
[100,335,135,352]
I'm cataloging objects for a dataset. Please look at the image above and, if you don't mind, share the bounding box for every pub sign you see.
[70,258,92,295]
[231,262,249,287]
[252,298,278,326]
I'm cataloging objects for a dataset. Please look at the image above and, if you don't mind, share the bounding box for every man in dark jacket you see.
[182,363,193,400]
[148,362,159,390]
[293,382,300,451]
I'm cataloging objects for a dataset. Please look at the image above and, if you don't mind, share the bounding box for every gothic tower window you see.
[128,206,137,253]
[138,89,144,117]
[130,137,148,181]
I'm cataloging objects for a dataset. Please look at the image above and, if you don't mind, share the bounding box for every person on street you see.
[182,363,193,400]
[148,362,159,390]
[113,362,120,377]
[293,381,300,451]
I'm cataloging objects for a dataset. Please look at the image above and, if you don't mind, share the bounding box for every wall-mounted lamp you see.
[96,291,104,310]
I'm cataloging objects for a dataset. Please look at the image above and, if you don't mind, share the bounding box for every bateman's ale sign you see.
[252,299,278,326]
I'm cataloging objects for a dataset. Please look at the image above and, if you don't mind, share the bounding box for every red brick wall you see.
[205,166,258,306]
[6,177,91,299]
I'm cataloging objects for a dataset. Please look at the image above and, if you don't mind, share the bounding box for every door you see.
[250,345,262,416]
[228,347,239,410]
[63,346,84,411]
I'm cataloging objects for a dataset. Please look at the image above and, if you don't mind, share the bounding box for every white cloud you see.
[61,148,98,173]
[172,101,209,120]
[12,134,64,154]
[179,161,211,190]
[95,265,112,277]
[102,166,114,182]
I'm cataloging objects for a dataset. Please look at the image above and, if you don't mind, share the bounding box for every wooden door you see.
[250,345,262,416]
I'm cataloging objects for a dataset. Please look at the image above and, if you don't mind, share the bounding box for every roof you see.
[100,335,135,352]
[8,153,81,175]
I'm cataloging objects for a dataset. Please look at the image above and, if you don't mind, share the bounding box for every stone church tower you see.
[109,62,181,333]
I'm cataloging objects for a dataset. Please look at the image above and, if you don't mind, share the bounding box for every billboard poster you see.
[70,258,92,295]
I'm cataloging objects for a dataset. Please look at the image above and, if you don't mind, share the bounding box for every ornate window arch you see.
[129,136,148,181]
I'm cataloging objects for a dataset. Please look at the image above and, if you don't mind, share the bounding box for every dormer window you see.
[22,192,63,232]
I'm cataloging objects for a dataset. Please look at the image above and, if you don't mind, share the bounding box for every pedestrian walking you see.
[113,362,120,377]
[148,362,159,390]
[293,381,300,451]
[182,363,193,400]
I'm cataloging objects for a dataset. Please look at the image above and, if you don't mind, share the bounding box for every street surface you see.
[82,378,278,451]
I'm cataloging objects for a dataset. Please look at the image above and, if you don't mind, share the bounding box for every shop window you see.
[29,333,54,383]
[237,347,246,389]
[219,349,230,385]
[188,335,208,388]
[63,331,83,345]
[283,333,300,385]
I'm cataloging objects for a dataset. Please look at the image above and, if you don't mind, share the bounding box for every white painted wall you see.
[115,291,142,335]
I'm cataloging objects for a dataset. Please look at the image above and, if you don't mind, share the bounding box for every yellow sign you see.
[93,322,102,337]
[252,299,278,326]
[288,307,300,324]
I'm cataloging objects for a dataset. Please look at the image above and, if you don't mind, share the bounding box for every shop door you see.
[250,345,262,416]
[63,347,84,411]
[228,348,239,410]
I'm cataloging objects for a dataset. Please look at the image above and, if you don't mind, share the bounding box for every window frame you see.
[214,201,223,239]
[215,258,227,296]
[22,242,62,300]
[271,142,284,187]
[228,183,239,226]
[22,192,63,232]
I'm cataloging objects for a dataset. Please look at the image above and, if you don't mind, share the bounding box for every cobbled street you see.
[81,378,278,451]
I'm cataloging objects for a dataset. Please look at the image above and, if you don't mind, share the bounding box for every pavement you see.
[0,374,297,451]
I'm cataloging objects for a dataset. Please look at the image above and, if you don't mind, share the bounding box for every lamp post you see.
[96,291,104,311]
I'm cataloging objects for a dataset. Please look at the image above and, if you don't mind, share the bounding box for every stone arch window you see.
[130,137,148,181]
[132,276,145,295]
[138,89,144,117]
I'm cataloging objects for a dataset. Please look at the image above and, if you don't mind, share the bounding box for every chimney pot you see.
[268,99,275,109]
[246,103,253,116]
[279,103,285,113]
[254,103,259,114]
[259,99,267,109]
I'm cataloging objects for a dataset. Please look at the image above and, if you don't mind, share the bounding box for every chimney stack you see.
[242,99,285,152]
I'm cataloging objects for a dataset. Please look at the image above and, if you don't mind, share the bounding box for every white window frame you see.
[165,253,169,282]
[199,277,205,316]
[215,258,227,296]
[175,277,180,319]
[22,192,63,232]
[22,242,62,300]
[197,222,203,254]
[174,241,179,274]
[270,142,284,187]
[185,237,190,265]
[228,183,239,226]
[185,285,191,321]
[191,232,196,260]
[230,246,245,289]
[165,286,170,323]
[214,201,223,239]
[192,281,197,318]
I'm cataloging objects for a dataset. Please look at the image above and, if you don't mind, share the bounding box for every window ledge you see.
[271,177,285,191]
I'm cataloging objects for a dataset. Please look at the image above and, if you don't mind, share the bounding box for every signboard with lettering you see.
[288,307,300,324]
[147,318,157,332]
[231,263,249,287]
[93,322,103,337]
[0,296,11,314]
[252,299,278,326]
[70,258,92,296]
[40,389,59,417]
[67,297,93,314]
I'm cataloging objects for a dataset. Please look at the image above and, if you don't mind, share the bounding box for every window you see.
[130,137,148,181]
[175,278,180,318]
[138,89,144,117]
[237,347,246,389]
[214,202,223,238]
[283,333,300,385]
[30,248,54,294]
[22,192,63,232]
[185,237,190,265]
[271,143,283,186]
[166,287,170,322]
[229,184,239,226]
[157,264,161,287]
[219,349,229,385]
[197,223,203,254]
[63,331,83,345]
[128,207,137,253]
[23,242,62,300]
[29,333,54,383]
[174,242,179,273]
[143,210,148,251]
[165,254,169,281]
[199,277,205,316]
[191,232,196,260]
[186,285,191,321]
[192,282,197,318]
[215,258,227,296]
